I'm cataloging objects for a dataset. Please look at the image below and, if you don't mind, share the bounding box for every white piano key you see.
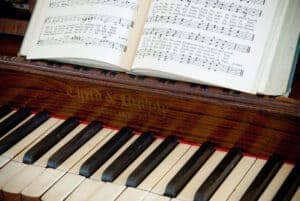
[114,138,163,186]
[65,179,104,201]
[152,145,198,195]
[227,158,266,201]
[142,193,171,201]
[21,127,114,199]
[69,129,119,174]
[209,156,256,201]
[0,161,26,189]
[41,173,85,201]
[35,124,86,167]
[0,114,34,141]
[58,127,112,171]
[87,182,125,201]
[0,155,10,168]
[0,110,15,123]
[14,119,64,162]
[116,187,148,201]
[21,168,65,200]
[90,134,139,180]
[291,187,300,201]
[177,150,226,201]
[258,163,294,201]
[3,118,60,159]
[138,144,191,191]
[2,165,44,196]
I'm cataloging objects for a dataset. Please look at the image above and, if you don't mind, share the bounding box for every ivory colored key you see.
[47,121,102,169]
[65,179,104,201]
[2,165,45,201]
[138,143,190,191]
[291,188,300,201]
[165,142,215,197]
[34,124,86,167]
[22,168,65,201]
[258,163,294,201]
[127,136,179,188]
[116,187,148,201]
[152,146,198,195]
[0,111,50,154]
[177,150,226,201]
[209,156,256,201]
[0,155,9,168]
[90,135,139,180]
[272,163,300,201]
[240,154,283,201]
[13,118,64,162]
[87,182,125,201]
[227,159,266,201]
[23,117,80,164]
[114,138,163,186]
[0,110,14,123]
[41,173,85,201]
[80,127,134,177]
[102,132,155,182]
[0,108,31,138]
[0,161,26,189]
[69,129,119,174]
[0,105,12,120]
[21,128,113,200]
[0,113,34,141]
[143,193,171,201]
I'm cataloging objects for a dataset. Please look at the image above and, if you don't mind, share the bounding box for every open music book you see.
[20,0,300,95]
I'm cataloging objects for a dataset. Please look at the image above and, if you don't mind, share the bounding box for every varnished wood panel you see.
[0,56,299,161]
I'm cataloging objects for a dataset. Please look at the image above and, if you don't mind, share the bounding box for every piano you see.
[0,1,299,201]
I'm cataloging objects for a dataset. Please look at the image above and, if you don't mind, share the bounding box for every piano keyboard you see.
[0,105,299,201]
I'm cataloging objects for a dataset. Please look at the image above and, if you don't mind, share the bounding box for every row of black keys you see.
[0,105,299,201]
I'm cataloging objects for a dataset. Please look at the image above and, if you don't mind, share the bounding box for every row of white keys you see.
[22,127,115,200]
[38,128,120,201]
[1,118,70,198]
[0,118,61,188]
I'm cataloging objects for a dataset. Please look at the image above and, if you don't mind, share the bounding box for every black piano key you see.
[164,141,215,197]
[23,117,80,164]
[0,110,50,154]
[0,105,12,119]
[79,127,134,177]
[194,148,243,201]
[240,154,283,201]
[102,132,155,182]
[0,107,31,137]
[272,163,300,201]
[126,135,179,187]
[47,121,103,169]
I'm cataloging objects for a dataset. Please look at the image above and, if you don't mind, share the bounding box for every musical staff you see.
[154,0,263,17]
[37,14,132,53]
[37,37,126,52]
[137,49,244,77]
[49,0,138,10]
[143,28,251,53]
[147,15,254,41]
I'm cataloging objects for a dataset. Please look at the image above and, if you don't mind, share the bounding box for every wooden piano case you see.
[0,2,299,162]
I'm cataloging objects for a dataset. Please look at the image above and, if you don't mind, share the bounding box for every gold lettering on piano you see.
[66,86,168,112]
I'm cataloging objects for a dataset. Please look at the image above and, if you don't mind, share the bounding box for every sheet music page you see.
[26,0,142,70]
[132,0,280,93]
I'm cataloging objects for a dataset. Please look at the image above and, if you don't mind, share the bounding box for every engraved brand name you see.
[66,86,168,112]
